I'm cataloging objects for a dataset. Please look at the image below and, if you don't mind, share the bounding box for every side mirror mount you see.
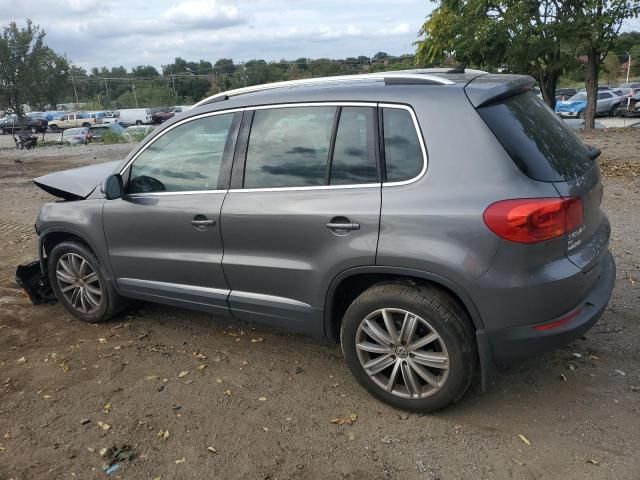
[102,173,124,200]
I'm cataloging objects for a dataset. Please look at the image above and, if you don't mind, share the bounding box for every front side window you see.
[128,113,233,193]
[244,106,335,188]
[382,107,424,182]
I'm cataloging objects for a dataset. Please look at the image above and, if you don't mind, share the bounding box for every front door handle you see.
[191,215,215,230]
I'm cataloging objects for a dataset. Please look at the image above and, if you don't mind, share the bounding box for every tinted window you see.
[330,107,377,185]
[244,107,335,188]
[128,113,233,193]
[383,108,423,182]
[477,91,592,181]
[597,92,612,99]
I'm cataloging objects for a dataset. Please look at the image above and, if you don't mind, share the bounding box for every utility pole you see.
[243,63,247,87]
[626,53,632,109]
[132,83,138,108]
[71,76,79,109]
[171,74,176,97]
[104,78,109,98]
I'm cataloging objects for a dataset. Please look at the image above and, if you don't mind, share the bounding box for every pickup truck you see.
[48,113,100,131]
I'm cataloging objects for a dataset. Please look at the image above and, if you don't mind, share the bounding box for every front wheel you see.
[48,241,126,323]
[341,282,476,412]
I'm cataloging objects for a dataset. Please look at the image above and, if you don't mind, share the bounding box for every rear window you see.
[477,91,593,181]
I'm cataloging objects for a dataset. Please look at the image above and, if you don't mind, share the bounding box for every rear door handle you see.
[191,215,215,230]
[326,222,360,230]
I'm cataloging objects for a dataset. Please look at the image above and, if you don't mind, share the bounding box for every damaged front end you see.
[15,260,56,304]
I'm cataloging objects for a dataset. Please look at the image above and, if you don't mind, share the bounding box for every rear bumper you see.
[478,250,615,364]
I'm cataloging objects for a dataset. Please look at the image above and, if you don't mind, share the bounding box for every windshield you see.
[477,91,593,182]
[65,128,86,135]
[567,93,587,102]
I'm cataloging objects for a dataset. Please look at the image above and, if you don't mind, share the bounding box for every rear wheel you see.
[341,282,476,412]
[48,241,126,323]
[135,120,143,126]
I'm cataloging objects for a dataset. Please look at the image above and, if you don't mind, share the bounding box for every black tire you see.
[135,120,143,126]
[82,122,91,128]
[48,241,126,323]
[340,282,476,412]
[49,125,59,132]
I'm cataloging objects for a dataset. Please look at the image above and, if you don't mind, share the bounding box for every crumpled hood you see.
[33,159,125,200]
[555,100,586,112]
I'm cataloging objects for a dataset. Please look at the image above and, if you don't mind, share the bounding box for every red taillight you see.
[483,197,584,243]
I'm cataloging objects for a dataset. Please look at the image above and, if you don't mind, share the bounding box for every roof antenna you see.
[448,62,467,74]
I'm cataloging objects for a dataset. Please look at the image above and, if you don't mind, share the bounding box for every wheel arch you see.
[324,266,484,341]
[39,228,98,272]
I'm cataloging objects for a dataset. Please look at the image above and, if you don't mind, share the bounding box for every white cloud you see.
[163,0,244,29]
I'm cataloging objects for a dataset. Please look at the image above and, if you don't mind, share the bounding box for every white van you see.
[116,108,153,126]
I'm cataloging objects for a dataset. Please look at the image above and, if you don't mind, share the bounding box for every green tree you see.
[603,54,621,84]
[0,19,69,125]
[568,1,640,130]
[415,0,575,107]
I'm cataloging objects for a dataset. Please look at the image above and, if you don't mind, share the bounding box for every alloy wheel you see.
[355,308,449,399]
[55,253,103,314]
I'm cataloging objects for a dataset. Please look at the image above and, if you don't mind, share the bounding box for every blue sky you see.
[0,0,431,69]
[1,0,639,71]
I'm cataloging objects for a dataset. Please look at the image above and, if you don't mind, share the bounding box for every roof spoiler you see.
[465,74,535,108]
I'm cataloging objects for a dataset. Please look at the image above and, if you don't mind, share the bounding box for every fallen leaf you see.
[193,352,207,360]
[258,396,267,401]
[98,338,107,344]
[178,371,189,378]
[16,357,26,365]
[175,457,185,464]
[103,403,112,413]
[154,477,161,480]
[568,364,576,371]
[215,378,223,384]
[42,395,52,399]
[586,459,599,465]
[512,458,524,466]
[145,375,158,381]
[261,426,269,432]
[224,390,233,396]
[99,447,108,457]
[196,364,207,371]
[0,447,5,453]
[3,432,10,439]
[207,446,217,454]
[613,369,626,376]
[588,355,599,361]
[518,434,531,446]
[97,421,111,430]
[157,429,169,440]
[560,374,567,382]
[251,338,264,343]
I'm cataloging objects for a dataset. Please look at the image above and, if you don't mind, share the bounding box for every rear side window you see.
[244,107,335,188]
[243,105,377,188]
[330,107,377,185]
[477,91,592,181]
[382,108,423,182]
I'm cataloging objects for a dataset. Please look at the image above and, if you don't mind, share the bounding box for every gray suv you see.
[26,69,615,412]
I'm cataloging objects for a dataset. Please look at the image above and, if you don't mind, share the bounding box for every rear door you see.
[103,111,240,314]
[220,104,381,335]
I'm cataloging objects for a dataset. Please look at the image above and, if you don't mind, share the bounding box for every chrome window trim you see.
[379,102,428,187]
[119,101,427,195]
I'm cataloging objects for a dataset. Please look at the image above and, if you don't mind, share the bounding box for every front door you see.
[103,111,240,314]
[221,104,381,334]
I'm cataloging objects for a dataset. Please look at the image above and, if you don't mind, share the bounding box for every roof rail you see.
[193,70,457,108]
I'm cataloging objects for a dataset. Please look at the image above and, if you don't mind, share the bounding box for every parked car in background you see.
[48,112,100,131]
[0,114,48,134]
[151,108,174,124]
[563,118,607,130]
[28,69,614,412]
[123,125,155,141]
[116,108,154,126]
[102,111,120,124]
[58,127,91,145]
[555,90,622,118]
[88,123,126,142]
[170,105,192,115]
[555,88,577,102]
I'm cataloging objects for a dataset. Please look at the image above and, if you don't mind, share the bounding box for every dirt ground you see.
[0,132,638,480]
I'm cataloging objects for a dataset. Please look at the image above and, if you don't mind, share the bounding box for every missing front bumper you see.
[15,260,56,305]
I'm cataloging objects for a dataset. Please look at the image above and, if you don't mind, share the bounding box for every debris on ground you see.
[100,445,136,474]
[330,413,357,426]
[518,434,531,446]
[416,460,427,473]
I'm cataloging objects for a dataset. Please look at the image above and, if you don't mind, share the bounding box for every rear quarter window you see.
[382,107,424,182]
[477,91,593,182]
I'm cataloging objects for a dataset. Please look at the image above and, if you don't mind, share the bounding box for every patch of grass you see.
[101,130,128,144]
